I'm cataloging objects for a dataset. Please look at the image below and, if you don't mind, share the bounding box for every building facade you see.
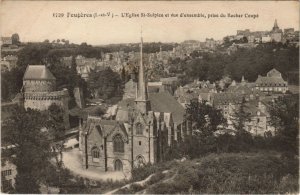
[1,160,17,193]
[255,68,288,93]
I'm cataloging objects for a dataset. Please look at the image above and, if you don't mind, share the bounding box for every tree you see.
[47,104,65,140]
[88,68,121,99]
[186,100,226,134]
[121,66,126,83]
[46,103,66,168]
[184,100,226,157]
[11,33,20,45]
[269,94,299,154]
[232,97,253,151]
[2,106,52,193]
[71,55,77,73]
[1,67,24,101]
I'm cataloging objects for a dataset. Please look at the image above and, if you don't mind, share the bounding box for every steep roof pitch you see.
[116,92,185,124]
[255,76,286,85]
[267,68,282,78]
[84,118,127,138]
[23,65,56,80]
[148,92,185,124]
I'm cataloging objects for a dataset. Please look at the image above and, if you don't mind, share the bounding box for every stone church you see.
[80,36,188,176]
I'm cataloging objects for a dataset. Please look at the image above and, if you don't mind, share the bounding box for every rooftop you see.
[23,65,56,80]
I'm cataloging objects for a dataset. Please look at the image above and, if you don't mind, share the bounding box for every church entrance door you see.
[114,159,123,171]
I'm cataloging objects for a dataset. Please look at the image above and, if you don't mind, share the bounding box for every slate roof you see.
[267,68,282,77]
[255,76,286,85]
[212,93,243,106]
[100,120,127,137]
[116,92,185,124]
[23,65,56,80]
[84,117,127,138]
[148,92,185,124]
[255,69,287,86]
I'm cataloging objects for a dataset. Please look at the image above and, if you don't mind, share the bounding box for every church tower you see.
[135,30,151,114]
[272,19,280,32]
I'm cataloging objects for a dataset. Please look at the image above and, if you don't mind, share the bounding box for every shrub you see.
[129,183,144,193]
[148,183,176,194]
[146,172,165,185]
[131,160,178,182]
[131,163,158,182]
[114,183,144,194]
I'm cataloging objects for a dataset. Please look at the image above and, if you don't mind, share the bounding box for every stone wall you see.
[23,80,55,93]
[24,89,70,128]
[82,121,132,176]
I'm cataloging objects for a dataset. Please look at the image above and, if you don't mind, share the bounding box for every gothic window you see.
[91,147,100,162]
[136,155,146,167]
[113,134,124,153]
[136,123,143,135]
[114,159,123,171]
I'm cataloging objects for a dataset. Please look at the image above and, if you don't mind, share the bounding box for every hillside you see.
[107,152,298,194]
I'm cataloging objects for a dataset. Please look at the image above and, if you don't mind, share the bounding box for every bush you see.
[146,172,165,185]
[131,163,158,182]
[148,153,299,194]
[194,153,299,193]
[114,183,144,194]
[132,161,178,182]
[130,183,145,192]
[148,183,176,194]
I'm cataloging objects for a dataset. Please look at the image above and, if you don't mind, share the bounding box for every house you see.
[1,160,17,193]
[255,68,288,93]
[1,37,12,45]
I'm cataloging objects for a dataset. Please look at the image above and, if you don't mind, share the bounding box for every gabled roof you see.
[23,65,56,80]
[149,92,185,124]
[266,68,282,78]
[84,118,127,139]
[116,92,185,124]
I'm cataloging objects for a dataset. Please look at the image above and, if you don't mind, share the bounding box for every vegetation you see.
[2,106,51,193]
[269,94,299,154]
[88,68,122,100]
[170,43,298,83]
[179,100,226,158]
[1,42,89,107]
[232,97,253,151]
[144,153,298,194]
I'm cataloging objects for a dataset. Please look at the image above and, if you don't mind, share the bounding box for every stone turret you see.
[23,65,70,128]
[23,65,56,92]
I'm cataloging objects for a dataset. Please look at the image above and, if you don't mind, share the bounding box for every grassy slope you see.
[114,152,299,194]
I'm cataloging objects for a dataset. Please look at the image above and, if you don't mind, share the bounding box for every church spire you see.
[135,27,150,114]
[274,19,278,28]
[272,19,279,32]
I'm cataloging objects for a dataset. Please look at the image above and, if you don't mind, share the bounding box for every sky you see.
[0,1,299,45]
